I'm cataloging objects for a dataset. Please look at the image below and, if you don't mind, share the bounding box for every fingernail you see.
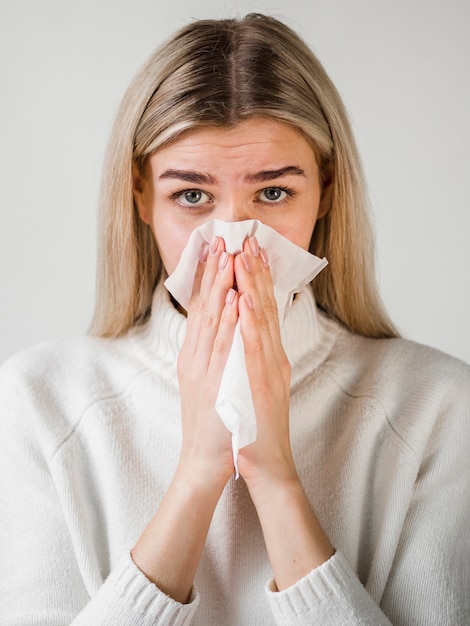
[240,252,251,272]
[260,248,269,267]
[249,236,259,256]
[199,243,209,263]
[244,292,254,309]
[209,236,219,255]
[218,251,229,270]
[225,288,236,305]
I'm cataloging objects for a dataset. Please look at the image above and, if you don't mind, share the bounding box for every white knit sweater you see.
[1,284,469,625]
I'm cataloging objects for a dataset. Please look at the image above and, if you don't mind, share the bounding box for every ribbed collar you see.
[132,281,338,386]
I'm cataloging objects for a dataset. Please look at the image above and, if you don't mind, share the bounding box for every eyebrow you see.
[158,169,215,184]
[245,165,306,182]
[158,165,306,185]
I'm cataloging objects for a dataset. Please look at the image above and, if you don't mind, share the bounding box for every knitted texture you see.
[1,284,469,625]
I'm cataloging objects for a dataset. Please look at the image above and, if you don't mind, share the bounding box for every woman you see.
[1,14,469,625]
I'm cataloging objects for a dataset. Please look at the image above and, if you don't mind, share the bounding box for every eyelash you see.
[170,189,212,208]
[170,186,296,208]
[256,186,296,204]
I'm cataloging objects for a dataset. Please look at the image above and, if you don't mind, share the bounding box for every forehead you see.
[150,118,318,174]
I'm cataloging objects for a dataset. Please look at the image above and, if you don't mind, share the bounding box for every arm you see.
[131,236,238,602]
[379,374,470,624]
[234,237,335,587]
[129,458,227,605]
[0,374,91,621]
[0,237,239,624]
[0,369,206,625]
[234,237,394,624]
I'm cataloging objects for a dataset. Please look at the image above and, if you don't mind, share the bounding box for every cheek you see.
[292,229,316,251]
[150,218,192,276]
[148,199,218,274]
[272,214,317,251]
[293,203,320,250]
[301,219,317,250]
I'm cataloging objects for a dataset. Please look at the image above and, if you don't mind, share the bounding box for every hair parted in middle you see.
[90,13,398,340]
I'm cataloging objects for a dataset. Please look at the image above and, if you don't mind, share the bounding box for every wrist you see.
[132,459,228,604]
[245,473,335,590]
[246,471,303,511]
[175,454,233,496]
[241,449,299,505]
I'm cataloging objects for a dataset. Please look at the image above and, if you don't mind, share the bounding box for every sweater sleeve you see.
[0,359,199,625]
[378,367,470,624]
[70,554,199,626]
[266,552,392,625]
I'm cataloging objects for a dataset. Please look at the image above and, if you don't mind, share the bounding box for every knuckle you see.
[247,338,264,356]
[188,294,205,314]
[225,304,239,323]
[263,296,278,316]
[202,313,217,329]
[257,312,270,331]
[213,336,229,355]
[251,259,263,275]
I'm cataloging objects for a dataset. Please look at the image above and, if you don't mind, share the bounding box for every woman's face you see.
[133,118,331,275]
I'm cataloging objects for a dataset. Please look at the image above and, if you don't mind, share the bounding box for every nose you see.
[215,199,252,222]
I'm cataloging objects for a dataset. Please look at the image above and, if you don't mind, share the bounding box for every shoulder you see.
[0,332,145,393]
[0,333,150,455]
[320,311,470,394]
[319,314,470,453]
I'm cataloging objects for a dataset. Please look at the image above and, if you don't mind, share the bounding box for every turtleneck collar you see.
[132,281,337,386]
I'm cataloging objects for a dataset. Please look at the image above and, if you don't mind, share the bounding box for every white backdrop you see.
[1,0,469,364]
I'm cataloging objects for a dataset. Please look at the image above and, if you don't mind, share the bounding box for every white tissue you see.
[164,219,328,474]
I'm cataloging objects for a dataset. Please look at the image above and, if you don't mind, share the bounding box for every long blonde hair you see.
[90,13,398,339]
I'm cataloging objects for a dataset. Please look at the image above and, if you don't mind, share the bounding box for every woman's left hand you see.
[234,236,295,488]
[234,236,334,590]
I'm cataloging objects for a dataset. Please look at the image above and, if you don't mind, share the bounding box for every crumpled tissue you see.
[164,219,328,474]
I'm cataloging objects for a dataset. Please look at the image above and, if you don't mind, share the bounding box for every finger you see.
[186,242,236,370]
[239,290,290,397]
[238,292,289,409]
[187,241,209,306]
[194,252,236,371]
[234,257,274,372]
[235,238,292,409]
[184,237,226,353]
[234,244,279,362]
[235,237,280,334]
[247,239,279,332]
[179,242,209,359]
[237,284,273,366]
[198,236,227,301]
[206,287,239,383]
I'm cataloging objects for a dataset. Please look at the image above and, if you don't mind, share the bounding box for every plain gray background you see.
[1,0,469,364]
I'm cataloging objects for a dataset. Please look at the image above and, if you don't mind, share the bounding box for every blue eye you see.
[177,189,211,206]
[259,187,289,203]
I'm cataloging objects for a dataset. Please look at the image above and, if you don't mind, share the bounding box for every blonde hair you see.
[90,13,398,339]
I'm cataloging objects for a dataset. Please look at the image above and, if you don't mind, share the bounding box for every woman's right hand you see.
[131,236,238,603]
[176,235,239,486]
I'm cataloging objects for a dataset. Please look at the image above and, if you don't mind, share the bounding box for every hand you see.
[132,237,241,602]
[233,236,296,490]
[233,236,334,589]
[177,236,239,485]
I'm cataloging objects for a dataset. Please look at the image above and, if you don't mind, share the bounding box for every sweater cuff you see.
[265,551,392,626]
[73,552,199,625]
